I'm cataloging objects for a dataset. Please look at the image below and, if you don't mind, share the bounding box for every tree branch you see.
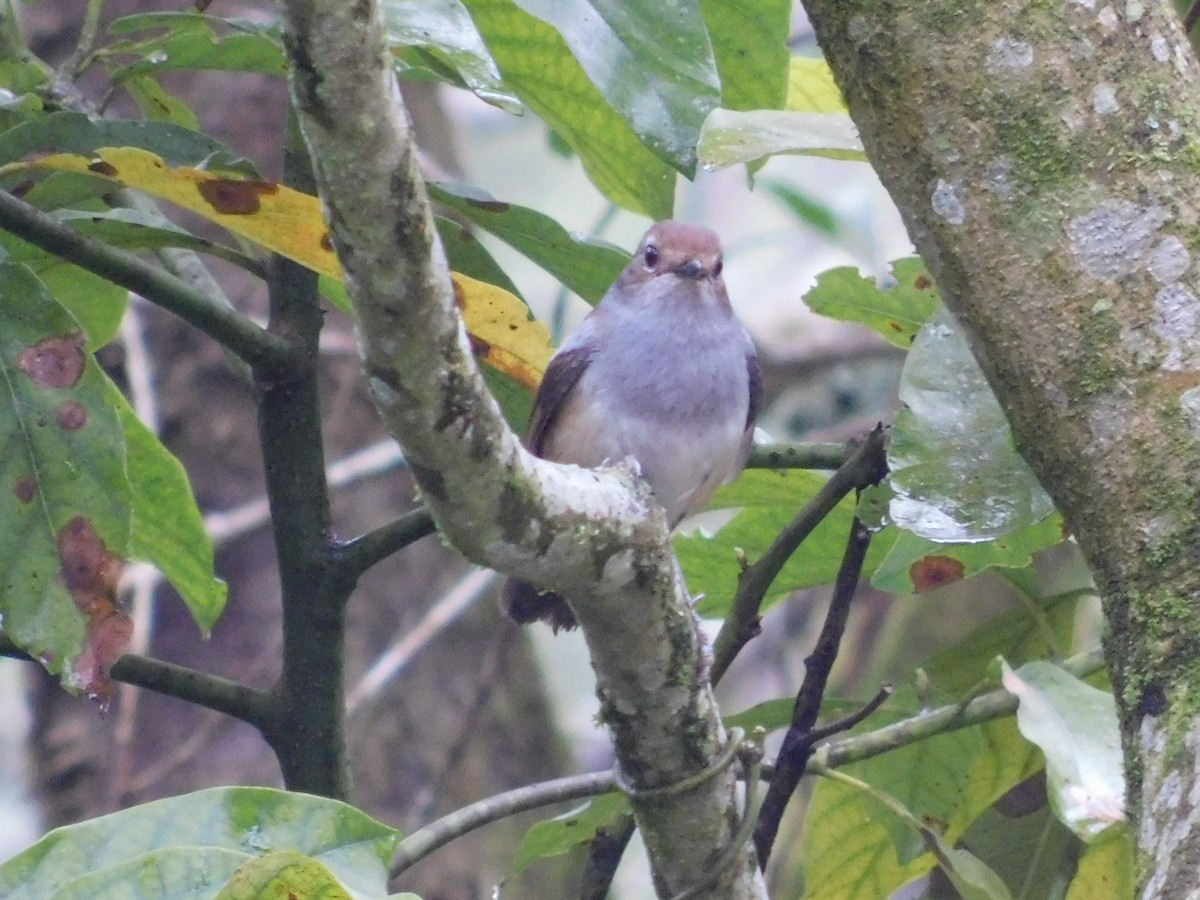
[0,190,297,373]
[746,441,852,470]
[109,654,275,731]
[800,4,1198,888]
[711,425,887,683]
[275,1,761,894]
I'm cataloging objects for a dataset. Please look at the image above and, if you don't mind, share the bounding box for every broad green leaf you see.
[922,830,1013,900]
[765,180,840,237]
[48,848,251,900]
[430,182,628,304]
[509,0,719,174]
[675,469,897,618]
[702,0,789,112]
[124,74,202,129]
[0,110,256,173]
[460,0,676,217]
[1065,824,1133,900]
[803,258,940,349]
[215,850,351,899]
[105,12,286,79]
[0,786,400,899]
[10,247,129,350]
[1001,661,1125,842]
[382,0,520,111]
[870,517,1067,595]
[697,107,866,170]
[889,307,1057,542]
[804,691,1041,899]
[120,403,227,634]
[512,792,630,875]
[0,263,133,698]
[787,57,847,113]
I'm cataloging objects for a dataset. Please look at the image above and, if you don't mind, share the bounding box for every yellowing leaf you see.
[3,148,554,389]
[787,57,848,114]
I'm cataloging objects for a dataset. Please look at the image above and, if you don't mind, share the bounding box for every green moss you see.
[993,101,1079,191]
[1072,307,1125,396]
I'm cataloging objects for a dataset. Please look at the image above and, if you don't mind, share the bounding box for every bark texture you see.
[273,1,764,896]
[802,0,1200,893]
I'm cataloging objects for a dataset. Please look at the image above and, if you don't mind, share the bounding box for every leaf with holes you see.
[0,263,133,699]
[803,257,941,349]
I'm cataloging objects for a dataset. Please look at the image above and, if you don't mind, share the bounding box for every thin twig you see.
[108,654,275,730]
[746,442,852,471]
[345,568,498,717]
[58,0,104,79]
[711,425,887,684]
[753,515,874,866]
[0,190,298,373]
[382,648,1106,878]
[331,507,437,582]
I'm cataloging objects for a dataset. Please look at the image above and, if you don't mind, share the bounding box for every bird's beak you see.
[675,259,705,279]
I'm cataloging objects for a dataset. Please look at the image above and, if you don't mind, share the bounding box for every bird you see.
[501,220,762,631]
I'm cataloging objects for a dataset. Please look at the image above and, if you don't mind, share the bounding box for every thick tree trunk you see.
[802,0,1200,893]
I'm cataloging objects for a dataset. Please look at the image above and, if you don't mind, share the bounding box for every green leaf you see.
[804,692,1041,899]
[675,469,897,618]
[509,0,719,174]
[724,696,866,733]
[922,830,1014,900]
[105,12,287,79]
[889,307,1057,542]
[0,111,257,173]
[47,847,253,900]
[24,258,129,351]
[382,0,520,111]
[765,180,840,237]
[429,183,628,304]
[512,792,630,875]
[1065,824,1134,900]
[459,0,676,217]
[697,107,866,170]
[120,403,227,635]
[702,0,789,112]
[1001,661,1124,842]
[124,75,202,129]
[803,257,940,349]
[786,57,848,113]
[216,850,352,899]
[0,786,400,899]
[0,263,133,697]
[870,516,1067,595]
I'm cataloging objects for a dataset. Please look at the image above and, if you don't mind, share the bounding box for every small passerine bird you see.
[502,220,762,631]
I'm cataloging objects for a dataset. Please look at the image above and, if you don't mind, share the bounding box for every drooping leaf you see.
[430,182,627,304]
[120,403,227,635]
[6,148,553,390]
[512,792,630,875]
[123,74,202,129]
[697,108,865,170]
[0,786,400,900]
[507,0,719,174]
[1000,661,1125,842]
[803,257,941,349]
[675,469,898,618]
[889,307,1057,542]
[0,263,133,699]
[459,0,676,217]
[921,829,1014,900]
[701,0,790,112]
[382,0,520,111]
[870,516,1067,595]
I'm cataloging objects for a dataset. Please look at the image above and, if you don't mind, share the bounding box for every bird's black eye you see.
[712,258,723,278]
[643,244,660,268]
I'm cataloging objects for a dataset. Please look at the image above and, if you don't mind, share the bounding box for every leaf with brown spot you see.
[0,263,133,697]
[908,555,966,591]
[804,256,942,349]
[3,149,554,389]
[17,332,85,388]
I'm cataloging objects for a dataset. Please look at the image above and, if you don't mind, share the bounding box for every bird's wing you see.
[527,346,593,457]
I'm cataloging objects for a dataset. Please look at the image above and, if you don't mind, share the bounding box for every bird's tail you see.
[501,579,578,632]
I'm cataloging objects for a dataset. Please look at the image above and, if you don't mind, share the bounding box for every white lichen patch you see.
[1151,35,1170,63]
[1125,0,1145,22]
[1180,386,1200,440]
[1093,83,1119,115]
[931,179,965,225]
[1153,284,1200,370]
[1097,5,1119,29]
[983,156,1015,199]
[1067,199,1168,282]
[1150,236,1191,284]
[1139,718,1200,900]
[1072,0,1096,8]
[986,38,1033,72]
[1120,325,1158,366]
[600,548,637,590]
